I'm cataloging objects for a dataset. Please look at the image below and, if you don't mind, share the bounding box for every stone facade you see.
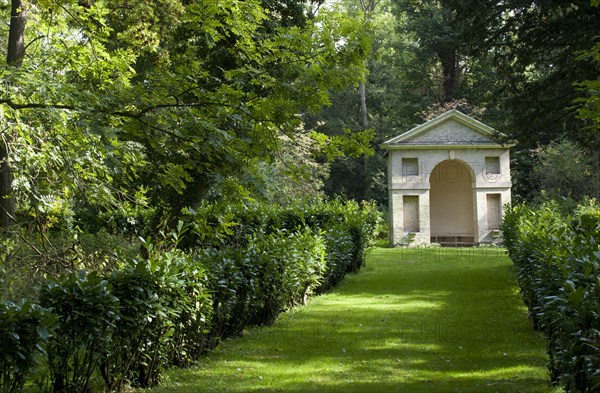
[382,110,513,246]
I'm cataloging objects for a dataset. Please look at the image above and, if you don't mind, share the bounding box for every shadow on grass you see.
[150,248,561,393]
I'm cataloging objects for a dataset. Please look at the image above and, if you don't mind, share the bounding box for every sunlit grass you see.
[146,247,562,393]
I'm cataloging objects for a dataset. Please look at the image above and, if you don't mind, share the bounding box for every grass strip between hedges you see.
[146,248,563,393]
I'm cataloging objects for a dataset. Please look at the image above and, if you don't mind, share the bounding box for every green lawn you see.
[147,247,562,393]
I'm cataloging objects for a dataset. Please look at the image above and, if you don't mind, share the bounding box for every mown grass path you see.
[149,248,561,393]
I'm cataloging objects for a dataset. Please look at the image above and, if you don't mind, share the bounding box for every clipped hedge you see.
[187,198,379,277]
[502,201,600,392]
[1,199,379,392]
[193,199,379,341]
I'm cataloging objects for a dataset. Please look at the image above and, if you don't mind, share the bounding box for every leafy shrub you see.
[502,200,600,392]
[204,229,326,340]
[541,233,600,392]
[39,271,119,393]
[0,301,51,393]
[531,140,600,201]
[109,245,213,388]
[318,223,354,292]
[99,259,163,390]
[185,198,379,273]
[342,200,379,272]
[201,248,244,342]
[501,201,569,329]
[247,229,326,325]
[164,252,213,368]
[271,198,379,274]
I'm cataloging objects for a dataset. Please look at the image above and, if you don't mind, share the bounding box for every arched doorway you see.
[429,160,475,244]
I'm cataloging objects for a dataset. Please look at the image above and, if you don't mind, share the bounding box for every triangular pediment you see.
[382,110,507,149]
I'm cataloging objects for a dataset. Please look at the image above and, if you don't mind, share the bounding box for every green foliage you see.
[256,133,330,204]
[576,202,600,236]
[310,128,375,160]
[100,260,164,390]
[501,201,570,328]
[162,252,213,369]
[1,0,372,242]
[320,223,355,291]
[243,229,326,325]
[0,3,378,391]
[203,247,250,340]
[39,271,119,393]
[31,231,213,391]
[101,225,212,388]
[192,199,380,340]
[0,226,141,304]
[502,200,600,392]
[110,245,213,388]
[575,39,600,136]
[125,248,190,388]
[458,0,600,150]
[0,301,51,393]
[531,140,600,201]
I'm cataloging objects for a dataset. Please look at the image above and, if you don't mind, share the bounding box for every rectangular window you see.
[487,194,502,230]
[403,195,420,232]
[485,157,500,175]
[402,158,419,176]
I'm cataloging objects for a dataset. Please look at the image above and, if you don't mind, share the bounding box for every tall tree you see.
[1,0,27,228]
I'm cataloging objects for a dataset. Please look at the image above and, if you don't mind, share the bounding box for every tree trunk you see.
[358,0,379,129]
[0,142,15,228]
[440,48,457,103]
[359,80,369,128]
[2,0,28,228]
[7,0,27,66]
[438,0,457,103]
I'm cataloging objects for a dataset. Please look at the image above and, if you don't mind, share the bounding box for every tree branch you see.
[0,98,75,111]
[0,97,230,118]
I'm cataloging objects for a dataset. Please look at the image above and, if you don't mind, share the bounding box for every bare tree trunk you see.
[358,0,380,129]
[440,48,457,103]
[359,80,369,128]
[7,0,27,66]
[0,142,15,228]
[359,80,369,197]
[2,0,28,228]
